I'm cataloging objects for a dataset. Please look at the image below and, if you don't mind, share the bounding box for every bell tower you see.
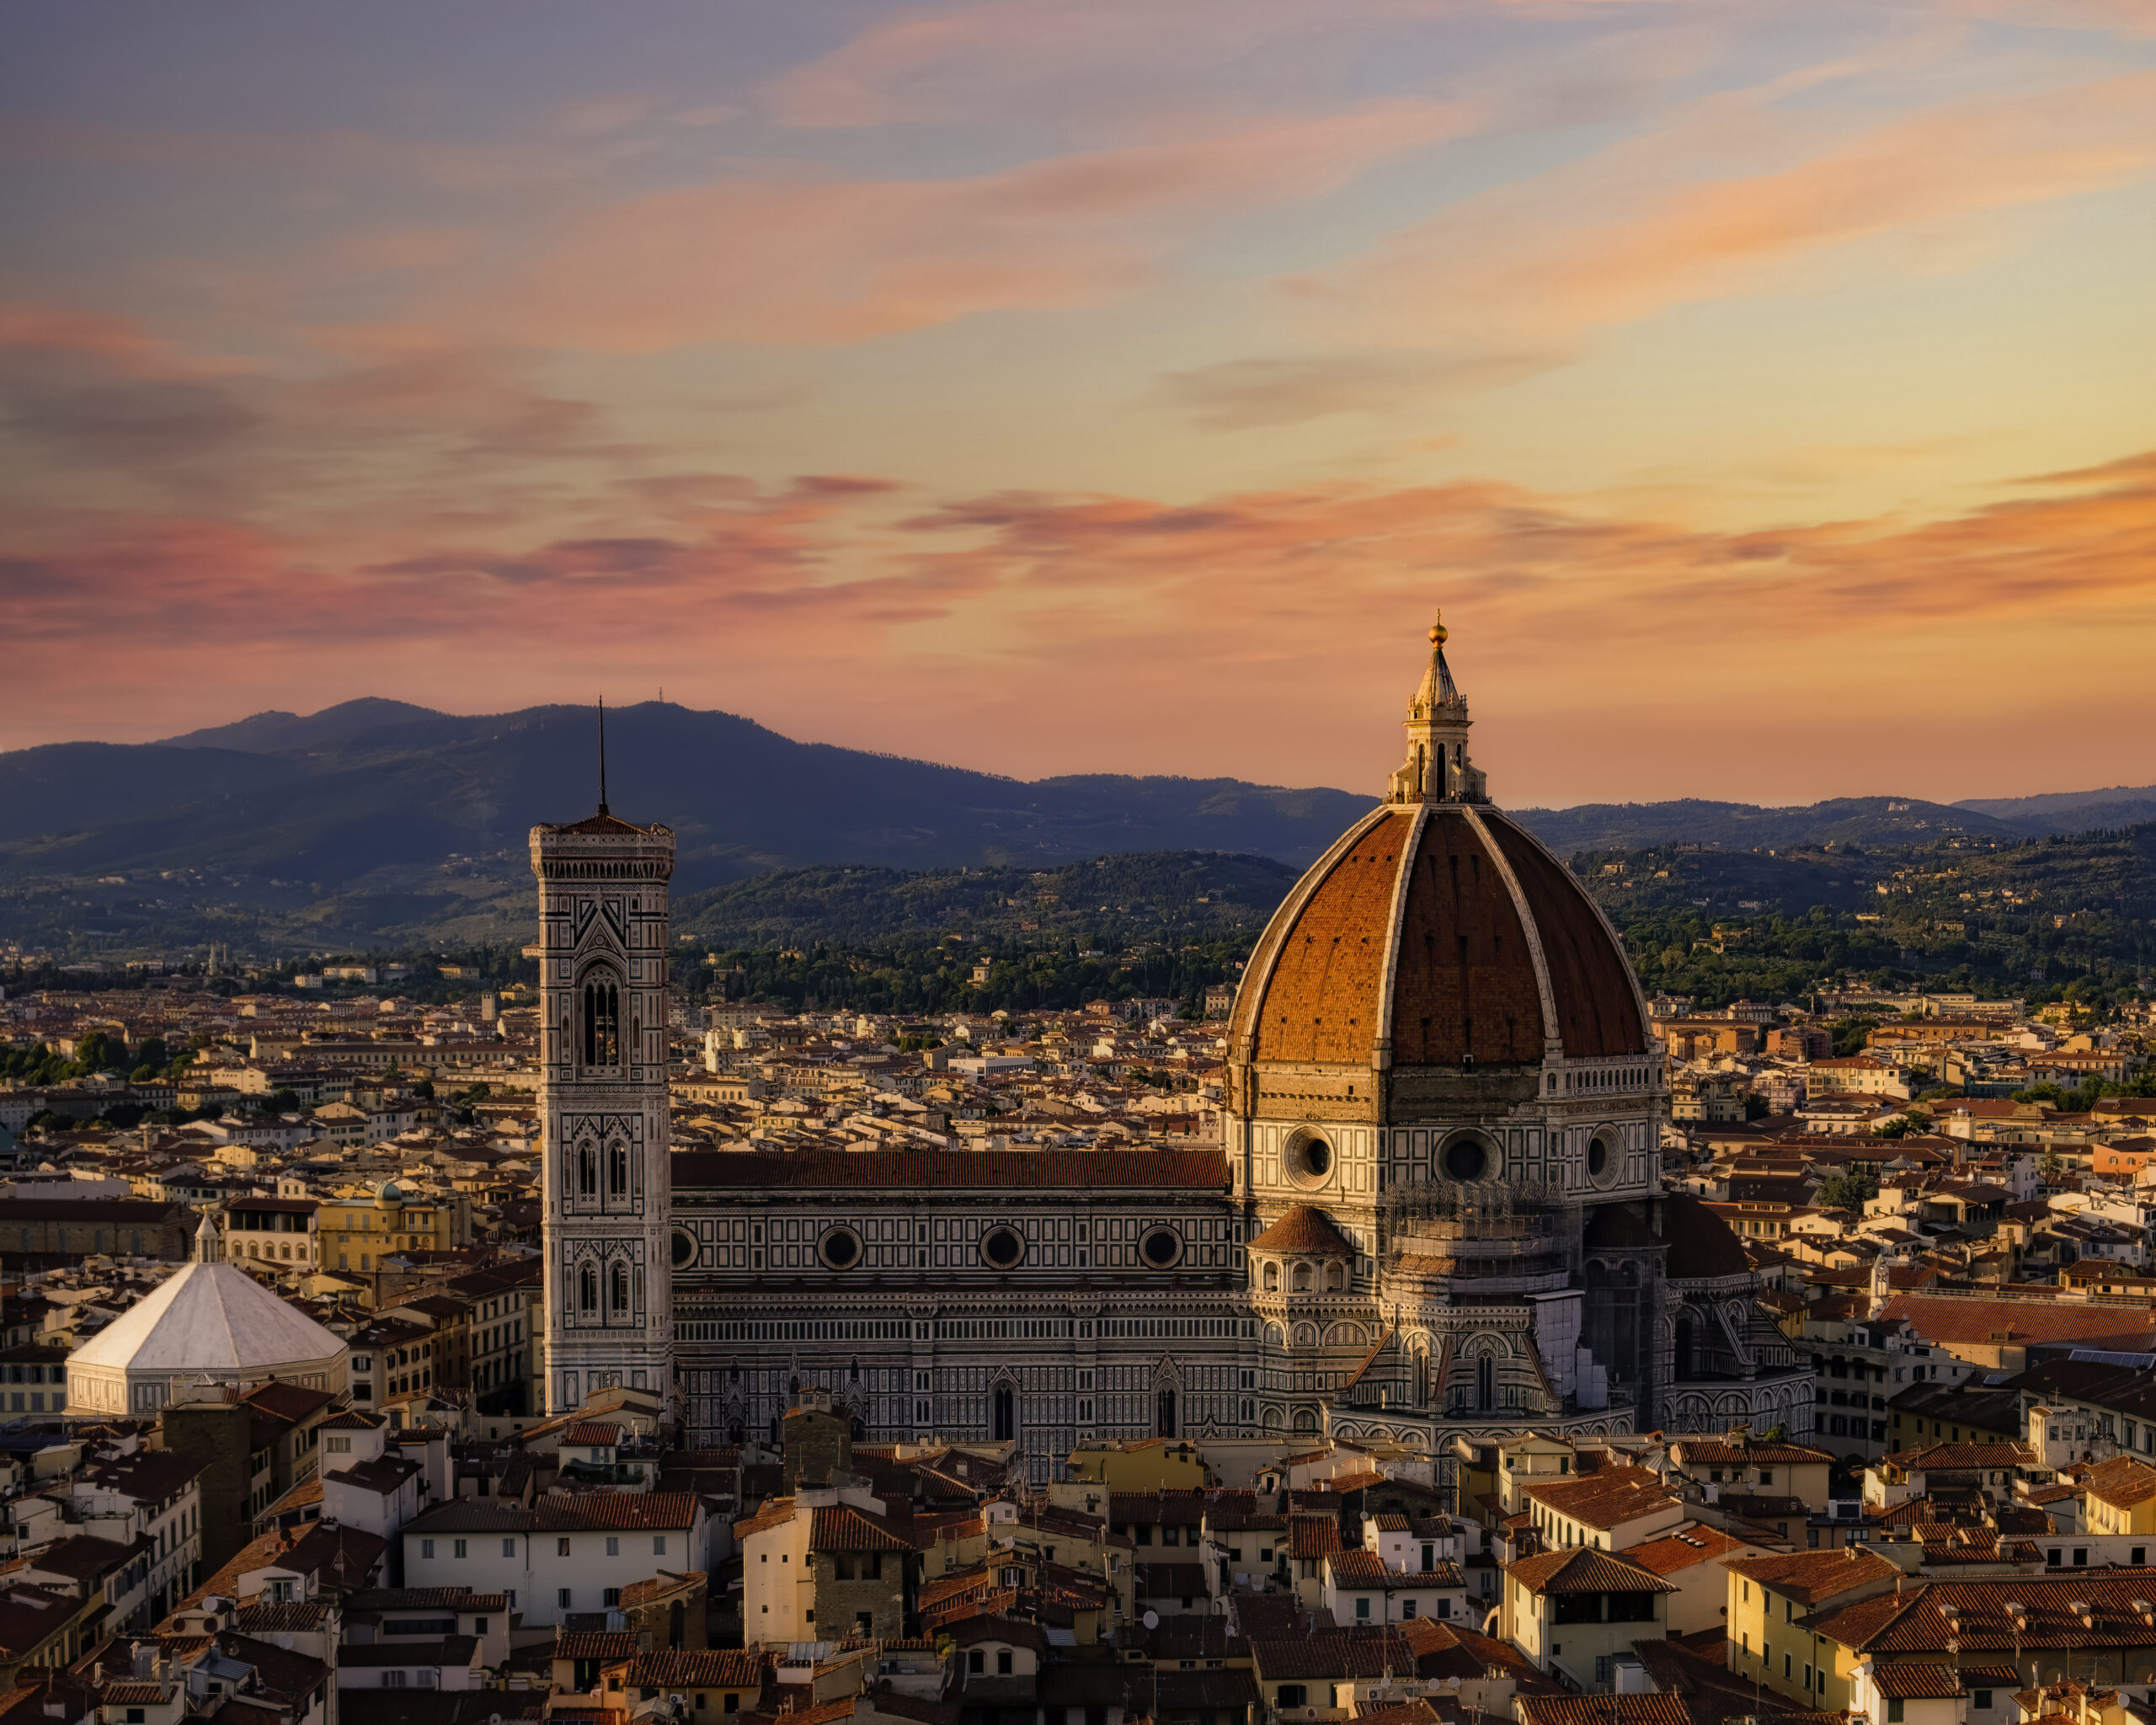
[531,733,676,1418]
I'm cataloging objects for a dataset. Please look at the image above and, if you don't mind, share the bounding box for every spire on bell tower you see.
[1387,608,1487,804]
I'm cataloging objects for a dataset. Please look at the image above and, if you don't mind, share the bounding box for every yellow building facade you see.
[318,1181,464,1274]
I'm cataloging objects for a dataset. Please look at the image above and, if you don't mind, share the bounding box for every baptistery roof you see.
[1229,617,1648,1075]
[71,1261,344,1377]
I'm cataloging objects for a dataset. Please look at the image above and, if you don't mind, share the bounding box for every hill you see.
[675,852,1302,948]
[0,700,1369,953]
[1954,782,2156,830]
[1507,796,2029,852]
[3,694,2152,957]
[1574,824,2156,1007]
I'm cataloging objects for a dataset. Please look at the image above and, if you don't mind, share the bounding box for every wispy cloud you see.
[7,446,2153,804]
[1295,68,2156,348]
[435,102,1471,350]
[1151,350,1555,430]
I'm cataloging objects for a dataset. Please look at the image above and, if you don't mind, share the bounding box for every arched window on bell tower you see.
[578,1144,597,1198]
[581,974,621,1068]
[611,1260,632,1316]
[608,1140,630,1200]
[578,1263,598,1314]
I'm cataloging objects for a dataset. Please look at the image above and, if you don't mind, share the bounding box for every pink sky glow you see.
[4,1,2153,806]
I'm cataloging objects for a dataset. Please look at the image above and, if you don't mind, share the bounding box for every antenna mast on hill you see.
[598,697,609,816]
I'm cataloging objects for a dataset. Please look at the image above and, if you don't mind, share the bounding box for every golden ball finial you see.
[1429,608,1448,648]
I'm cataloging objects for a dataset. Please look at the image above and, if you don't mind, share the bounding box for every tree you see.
[1829,1017,1880,1058]
[1815,1170,1878,1212]
[72,1030,127,1076]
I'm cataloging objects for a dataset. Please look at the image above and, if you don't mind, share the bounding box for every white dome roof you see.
[70,1263,343,1376]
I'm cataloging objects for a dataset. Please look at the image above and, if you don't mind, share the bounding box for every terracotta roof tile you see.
[624,1649,764,1688]
[810,1504,910,1552]
[1506,1547,1676,1596]
[1249,1205,1358,1255]
[1721,1548,1901,1605]
[1811,1577,2156,1655]
[733,1497,796,1541]
[1624,1526,1751,1577]
[1883,1442,2036,1471]
[2079,1456,2156,1511]
[673,1148,1227,1191]
[1521,1466,1676,1532]
[555,1630,641,1659]
[1870,1664,1964,1699]
[1670,1439,1833,1466]
[1517,1696,1696,1725]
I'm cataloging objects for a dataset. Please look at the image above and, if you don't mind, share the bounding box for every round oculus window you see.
[670,1228,696,1269]
[1286,1132,1335,1190]
[981,1226,1025,1269]
[1139,1226,1185,1269]
[1588,1135,1614,1182]
[1443,1135,1491,1182]
[818,1226,862,1270]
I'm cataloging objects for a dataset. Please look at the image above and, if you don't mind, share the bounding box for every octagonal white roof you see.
[71,1262,343,1375]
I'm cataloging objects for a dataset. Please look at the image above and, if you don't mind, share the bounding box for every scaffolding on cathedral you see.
[1377,1175,1581,1285]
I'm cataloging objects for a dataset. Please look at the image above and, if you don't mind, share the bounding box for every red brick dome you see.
[1229,800,1648,1071]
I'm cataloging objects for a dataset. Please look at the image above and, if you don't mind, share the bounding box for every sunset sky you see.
[4,1,2153,808]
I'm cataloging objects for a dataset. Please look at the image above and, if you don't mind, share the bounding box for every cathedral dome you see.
[1229,617,1647,1077]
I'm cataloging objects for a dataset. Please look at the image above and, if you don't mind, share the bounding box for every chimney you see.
[131,1642,154,1680]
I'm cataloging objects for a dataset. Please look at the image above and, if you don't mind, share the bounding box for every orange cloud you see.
[1299,69,2156,347]
[0,302,232,378]
[6,446,2153,805]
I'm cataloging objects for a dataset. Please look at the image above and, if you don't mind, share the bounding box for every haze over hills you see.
[1506,797,2029,852]
[1953,783,2156,830]
[1,696,2151,953]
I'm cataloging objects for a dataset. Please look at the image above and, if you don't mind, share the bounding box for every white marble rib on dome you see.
[67,1262,347,1416]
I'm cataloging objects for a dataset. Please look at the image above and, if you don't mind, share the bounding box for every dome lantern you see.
[1389,607,1486,805]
